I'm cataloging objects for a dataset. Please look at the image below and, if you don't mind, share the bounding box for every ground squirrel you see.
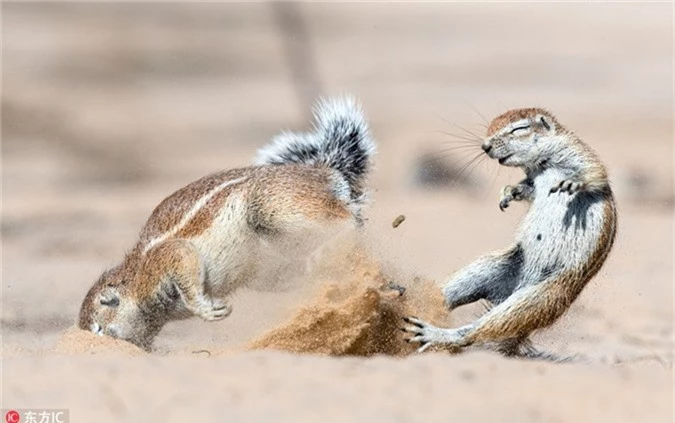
[78,97,376,350]
[403,108,617,359]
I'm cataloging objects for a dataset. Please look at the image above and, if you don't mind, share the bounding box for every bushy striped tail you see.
[255,96,376,203]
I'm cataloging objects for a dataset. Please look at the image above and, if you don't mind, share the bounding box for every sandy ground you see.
[1,3,673,422]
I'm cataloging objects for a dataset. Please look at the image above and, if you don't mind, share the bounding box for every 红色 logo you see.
[5,411,20,423]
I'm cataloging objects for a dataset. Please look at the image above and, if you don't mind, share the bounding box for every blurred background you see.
[2,3,672,360]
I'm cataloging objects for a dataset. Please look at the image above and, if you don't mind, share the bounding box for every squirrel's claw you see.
[417,342,433,353]
[401,317,464,353]
[499,185,519,211]
[402,316,425,328]
[197,298,232,321]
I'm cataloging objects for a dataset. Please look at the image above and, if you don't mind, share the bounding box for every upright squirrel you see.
[404,108,617,359]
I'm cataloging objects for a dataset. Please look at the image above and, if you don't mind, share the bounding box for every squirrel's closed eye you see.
[100,294,120,307]
[509,125,530,134]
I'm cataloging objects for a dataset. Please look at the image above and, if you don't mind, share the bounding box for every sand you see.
[54,327,147,356]
[2,3,673,422]
[246,252,450,357]
[50,249,450,358]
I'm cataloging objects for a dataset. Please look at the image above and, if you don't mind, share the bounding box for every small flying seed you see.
[392,214,406,228]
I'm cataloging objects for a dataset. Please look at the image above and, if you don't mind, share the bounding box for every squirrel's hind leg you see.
[442,244,522,310]
[493,337,576,363]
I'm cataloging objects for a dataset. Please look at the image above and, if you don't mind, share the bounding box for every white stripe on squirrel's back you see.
[142,176,248,254]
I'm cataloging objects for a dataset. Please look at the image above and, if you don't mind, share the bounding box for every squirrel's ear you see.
[100,288,120,308]
[538,115,553,132]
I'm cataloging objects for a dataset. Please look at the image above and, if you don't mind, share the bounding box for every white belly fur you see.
[187,194,356,298]
[189,194,258,298]
[516,169,604,280]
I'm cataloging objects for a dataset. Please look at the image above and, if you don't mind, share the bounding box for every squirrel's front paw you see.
[550,179,584,195]
[499,185,521,211]
[197,298,232,321]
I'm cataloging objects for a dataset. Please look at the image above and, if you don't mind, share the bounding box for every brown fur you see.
[486,107,559,137]
[140,168,255,245]
[488,108,609,193]
[139,165,351,245]
[573,139,610,192]
[246,165,353,226]
[78,163,359,347]
[79,95,375,349]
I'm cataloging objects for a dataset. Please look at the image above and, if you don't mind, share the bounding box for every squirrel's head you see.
[78,265,160,350]
[482,108,563,169]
